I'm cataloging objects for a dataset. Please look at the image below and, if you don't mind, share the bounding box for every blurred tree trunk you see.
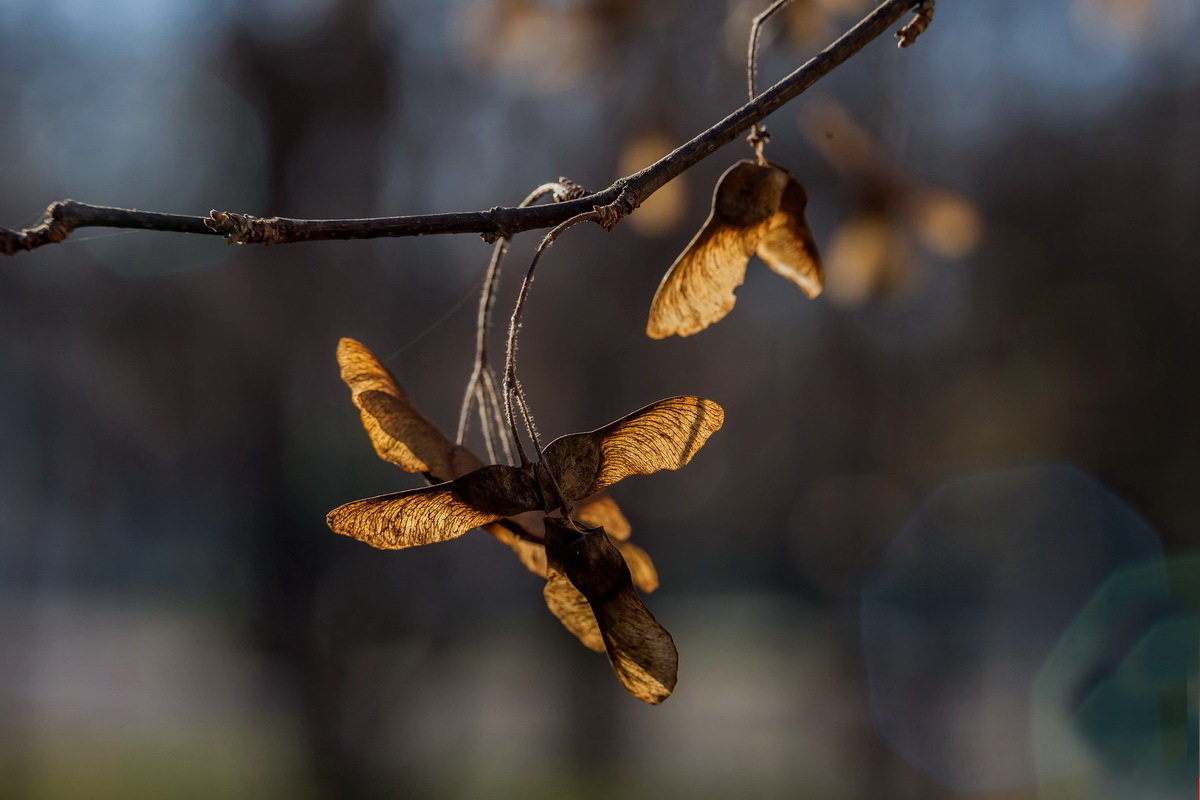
[221,0,396,794]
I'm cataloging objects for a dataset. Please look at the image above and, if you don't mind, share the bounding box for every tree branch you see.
[1,0,925,257]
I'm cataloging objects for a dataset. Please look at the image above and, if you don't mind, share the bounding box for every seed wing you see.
[573,491,631,540]
[614,541,659,593]
[327,465,537,550]
[337,337,468,477]
[546,397,726,502]
[646,222,760,338]
[756,174,824,298]
[540,396,724,502]
[646,161,787,338]
[544,518,677,704]
[592,396,724,490]
[543,565,606,653]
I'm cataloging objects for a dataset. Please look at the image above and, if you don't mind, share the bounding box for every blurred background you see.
[1,0,1198,797]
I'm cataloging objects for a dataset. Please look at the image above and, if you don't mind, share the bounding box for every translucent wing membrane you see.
[544,519,678,704]
[359,390,483,480]
[646,223,761,339]
[574,491,631,540]
[614,541,659,593]
[757,175,824,298]
[647,161,785,338]
[592,396,725,489]
[647,160,822,337]
[327,465,538,549]
[337,338,461,476]
[541,396,725,501]
[543,565,607,652]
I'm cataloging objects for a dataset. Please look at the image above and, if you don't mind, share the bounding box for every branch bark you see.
[1,0,926,257]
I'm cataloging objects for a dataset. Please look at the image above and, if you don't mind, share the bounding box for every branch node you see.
[592,187,639,231]
[747,125,771,163]
[552,178,587,202]
[206,210,242,243]
[206,210,288,245]
[896,0,935,48]
[481,207,516,244]
[748,127,771,147]
[1,201,72,255]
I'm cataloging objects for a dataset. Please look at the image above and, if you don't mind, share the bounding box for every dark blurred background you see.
[2,0,1198,797]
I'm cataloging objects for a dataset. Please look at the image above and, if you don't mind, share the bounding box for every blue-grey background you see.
[2,1,1198,797]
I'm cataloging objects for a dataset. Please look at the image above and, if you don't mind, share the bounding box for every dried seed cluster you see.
[330,338,722,703]
[329,156,822,702]
[325,1,945,704]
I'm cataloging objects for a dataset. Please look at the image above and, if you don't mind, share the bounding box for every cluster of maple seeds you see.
[327,155,823,702]
[327,3,835,704]
[329,338,723,703]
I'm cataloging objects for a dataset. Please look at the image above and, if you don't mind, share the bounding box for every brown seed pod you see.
[543,518,678,704]
[647,160,823,339]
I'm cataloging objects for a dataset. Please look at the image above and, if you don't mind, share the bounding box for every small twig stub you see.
[896,0,935,48]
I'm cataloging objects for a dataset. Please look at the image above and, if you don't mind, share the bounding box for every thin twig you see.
[1,0,922,256]
[481,368,514,464]
[456,180,579,459]
[747,0,794,163]
[456,238,508,444]
[501,211,600,464]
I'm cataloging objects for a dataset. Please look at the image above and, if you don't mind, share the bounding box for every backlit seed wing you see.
[334,340,622,652]
[646,223,759,339]
[756,174,824,299]
[543,564,606,652]
[327,486,499,550]
[646,161,787,338]
[540,397,724,501]
[358,390,481,480]
[337,337,462,477]
[326,465,538,550]
[544,518,677,704]
[573,491,631,540]
[541,396,724,501]
[592,396,724,490]
[338,339,553,573]
[485,515,549,578]
[615,541,659,593]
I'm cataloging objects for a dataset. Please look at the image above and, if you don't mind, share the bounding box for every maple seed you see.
[543,565,606,653]
[337,337,480,478]
[646,160,823,339]
[544,518,678,704]
[332,338,689,659]
[326,395,725,550]
[337,338,611,645]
